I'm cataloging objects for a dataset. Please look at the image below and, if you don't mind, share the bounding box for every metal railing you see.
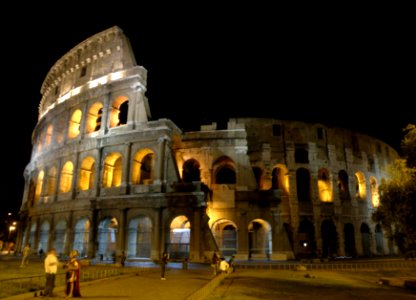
[0,267,143,299]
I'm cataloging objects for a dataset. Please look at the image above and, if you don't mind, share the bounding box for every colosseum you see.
[17,26,399,263]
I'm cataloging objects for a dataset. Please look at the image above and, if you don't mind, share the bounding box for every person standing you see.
[211,252,219,275]
[119,251,127,267]
[160,251,169,280]
[65,250,81,298]
[20,243,31,268]
[43,248,59,297]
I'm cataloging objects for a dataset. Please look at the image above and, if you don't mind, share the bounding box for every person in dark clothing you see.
[160,251,169,280]
[119,251,127,267]
[228,255,236,272]
[211,252,220,275]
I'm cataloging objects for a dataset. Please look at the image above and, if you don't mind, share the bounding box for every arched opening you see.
[183,159,201,183]
[78,157,95,190]
[248,219,271,260]
[252,167,263,189]
[68,109,82,139]
[46,167,57,198]
[131,149,155,185]
[102,153,122,188]
[215,166,236,184]
[139,153,154,184]
[318,168,332,202]
[45,125,53,147]
[271,164,290,194]
[360,223,371,257]
[74,218,90,258]
[168,215,190,260]
[53,220,67,257]
[344,223,356,257]
[338,170,351,202]
[355,171,366,200]
[298,219,316,258]
[127,216,152,258]
[295,148,309,163]
[35,170,44,203]
[212,219,238,257]
[296,168,311,202]
[97,217,118,261]
[321,219,337,258]
[59,161,74,193]
[109,96,129,128]
[86,102,104,133]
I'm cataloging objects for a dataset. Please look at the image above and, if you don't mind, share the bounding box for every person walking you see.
[20,243,31,268]
[43,248,59,297]
[65,250,81,298]
[160,251,169,280]
[211,252,220,275]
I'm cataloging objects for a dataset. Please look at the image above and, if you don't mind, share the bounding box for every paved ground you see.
[205,269,416,300]
[2,256,416,299]
[3,262,213,300]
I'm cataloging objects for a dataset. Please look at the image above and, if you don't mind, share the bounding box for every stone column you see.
[235,209,249,260]
[118,208,127,252]
[154,137,167,186]
[188,209,199,261]
[65,211,74,256]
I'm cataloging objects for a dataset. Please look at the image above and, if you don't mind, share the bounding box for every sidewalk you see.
[4,263,214,300]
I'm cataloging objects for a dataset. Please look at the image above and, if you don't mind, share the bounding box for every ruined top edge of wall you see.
[40,26,130,94]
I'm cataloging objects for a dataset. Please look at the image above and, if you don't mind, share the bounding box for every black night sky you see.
[1,7,414,214]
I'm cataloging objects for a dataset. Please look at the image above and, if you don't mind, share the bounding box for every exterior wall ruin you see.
[17,26,399,263]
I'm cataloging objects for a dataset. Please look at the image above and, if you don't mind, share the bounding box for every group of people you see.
[20,244,82,298]
[44,248,82,298]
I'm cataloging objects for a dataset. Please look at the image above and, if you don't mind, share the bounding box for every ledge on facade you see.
[171,181,205,193]
[320,202,335,216]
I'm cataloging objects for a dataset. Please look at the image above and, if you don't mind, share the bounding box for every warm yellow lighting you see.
[355,172,367,200]
[318,180,332,202]
[109,96,129,128]
[9,225,16,232]
[35,171,44,201]
[102,153,122,187]
[86,102,104,133]
[68,109,82,139]
[78,157,95,190]
[60,161,74,193]
[132,149,155,184]
[40,71,129,120]
[370,176,380,207]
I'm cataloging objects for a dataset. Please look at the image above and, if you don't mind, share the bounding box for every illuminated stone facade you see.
[18,26,399,262]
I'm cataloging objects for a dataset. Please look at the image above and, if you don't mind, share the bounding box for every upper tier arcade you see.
[38,26,145,119]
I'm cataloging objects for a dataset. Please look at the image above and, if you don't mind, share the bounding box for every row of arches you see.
[25,215,191,260]
[33,148,155,202]
[37,97,129,154]
[297,219,386,258]
[252,165,380,207]
[32,154,240,204]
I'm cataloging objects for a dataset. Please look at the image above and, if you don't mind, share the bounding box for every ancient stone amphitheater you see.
[17,26,398,263]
